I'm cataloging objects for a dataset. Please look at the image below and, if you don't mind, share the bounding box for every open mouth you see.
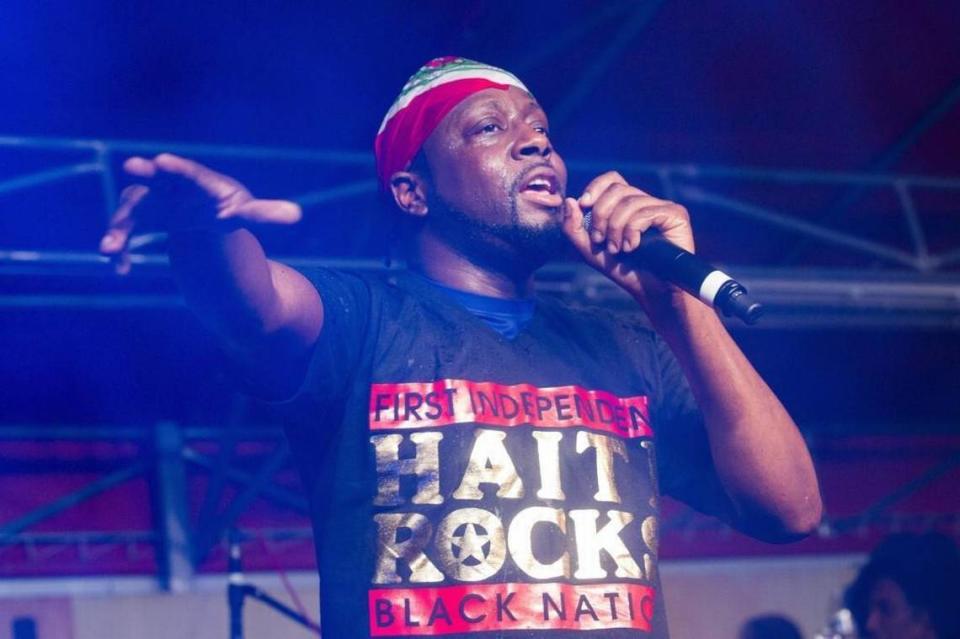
[519,170,563,207]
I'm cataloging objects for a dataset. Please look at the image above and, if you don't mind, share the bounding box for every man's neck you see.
[411,230,538,299]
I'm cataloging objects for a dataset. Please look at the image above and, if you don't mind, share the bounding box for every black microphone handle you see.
[581,212,762,324]
[624,240,763,324]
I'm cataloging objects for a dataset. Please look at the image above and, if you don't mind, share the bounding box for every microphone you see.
[582,212,763,324]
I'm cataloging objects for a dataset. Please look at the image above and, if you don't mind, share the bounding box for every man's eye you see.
[534,126,549,135]
[479,123,501,133]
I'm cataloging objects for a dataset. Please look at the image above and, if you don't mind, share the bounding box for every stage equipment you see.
[227,530,321,639]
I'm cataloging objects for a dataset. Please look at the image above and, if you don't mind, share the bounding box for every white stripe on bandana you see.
[377,65,528,135]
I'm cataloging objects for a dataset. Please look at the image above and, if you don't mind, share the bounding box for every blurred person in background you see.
[739,613,804,639]
[844,532,960,639]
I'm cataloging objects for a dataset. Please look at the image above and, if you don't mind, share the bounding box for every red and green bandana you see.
[374,56,529,191]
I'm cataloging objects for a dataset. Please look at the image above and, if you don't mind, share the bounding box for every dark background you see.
[1,1,958,433]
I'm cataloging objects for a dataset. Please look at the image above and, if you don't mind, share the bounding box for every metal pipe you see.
[0,163,102,196]
[0,461,148,542]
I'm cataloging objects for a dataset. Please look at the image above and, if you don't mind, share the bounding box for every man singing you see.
[101,57,821,638]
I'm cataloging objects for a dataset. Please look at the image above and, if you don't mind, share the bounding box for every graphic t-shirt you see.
[284,269,725,639]
[419,276,536,339]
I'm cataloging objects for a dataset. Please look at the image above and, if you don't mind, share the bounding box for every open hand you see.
[99,153,301,274]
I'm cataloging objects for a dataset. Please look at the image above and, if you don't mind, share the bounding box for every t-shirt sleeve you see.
[651,334,735,521]
[285,267,373,408]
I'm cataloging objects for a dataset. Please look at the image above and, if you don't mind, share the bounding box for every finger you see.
[123,156,157,179]
[124,156,212,228]
[224,199,302,225]
[562,197,601,264]
[622,216,651,254]
[578,170,630,209]
[152,153,247,201]
[580,174,625,244]
[586,182,647,245]
[619,204,695,255]
[605,194,655,253]
[582,181,621,243]
[100,184,149,254]
[114,251,132,276]
[621,213,660,255]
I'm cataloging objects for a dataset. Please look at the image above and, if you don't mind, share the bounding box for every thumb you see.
[221,199,303,225]
[562,197,593,258]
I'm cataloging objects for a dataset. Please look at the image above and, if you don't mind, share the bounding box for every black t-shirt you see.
[283,269,725,639]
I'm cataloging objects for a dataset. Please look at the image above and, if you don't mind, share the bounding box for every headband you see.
[374,56,529,190]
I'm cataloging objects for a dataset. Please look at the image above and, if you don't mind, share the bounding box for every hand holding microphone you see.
[561,171,762,324]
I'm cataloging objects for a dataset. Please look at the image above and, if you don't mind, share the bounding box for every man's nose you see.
[514,127,551,159]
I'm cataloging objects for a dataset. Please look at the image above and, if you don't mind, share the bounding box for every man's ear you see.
[390,171,429,217]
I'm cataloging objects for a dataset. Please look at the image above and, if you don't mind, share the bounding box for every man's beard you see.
[433,195,568,271]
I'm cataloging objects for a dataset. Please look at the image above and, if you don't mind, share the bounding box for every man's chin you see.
[516,200,563,226]
[431,199,568,268]
[511,218,567,262]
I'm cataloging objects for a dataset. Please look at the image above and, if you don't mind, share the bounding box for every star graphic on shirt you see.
[453,523,489,564]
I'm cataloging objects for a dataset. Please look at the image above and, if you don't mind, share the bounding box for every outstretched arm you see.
[100,154,323,397]
[562,171,822,542]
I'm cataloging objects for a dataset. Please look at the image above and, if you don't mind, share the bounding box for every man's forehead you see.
[447,87,545,121]
[373,57,534,188]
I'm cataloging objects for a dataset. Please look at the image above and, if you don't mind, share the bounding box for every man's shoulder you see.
[296,266,416,310]
[300,267,477,335]
[299,266,456,300]
[297,265,389,291]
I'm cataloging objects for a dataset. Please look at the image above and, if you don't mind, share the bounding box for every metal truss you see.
[1,134,959,328]
[0,422,313,592]
[660,453,960,542]
[822,449,960,538]
[2,423,958,589]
